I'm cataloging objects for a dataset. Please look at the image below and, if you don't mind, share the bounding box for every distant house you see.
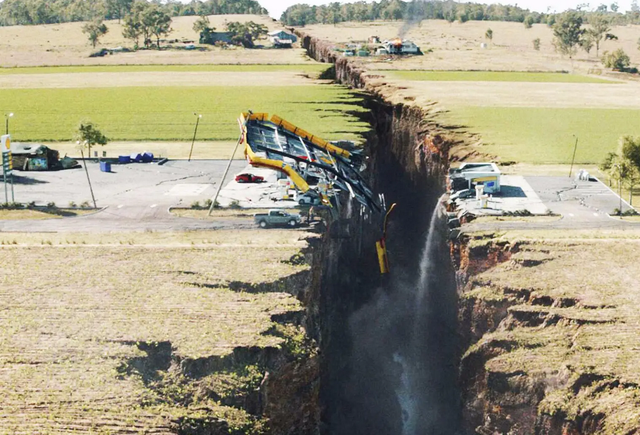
[200,31,233,45]
[268,30,297,48]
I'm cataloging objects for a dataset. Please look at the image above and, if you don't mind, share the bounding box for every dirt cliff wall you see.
[298,30,459,434]
[296,30,638,435]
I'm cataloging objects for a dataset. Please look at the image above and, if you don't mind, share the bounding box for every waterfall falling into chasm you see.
[340,195,460,435]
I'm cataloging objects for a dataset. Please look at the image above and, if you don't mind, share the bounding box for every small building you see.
[449,162,501,194]
[11,143,60,171]
[200,31,233,45]
[380,39,421,55]
[268,30,297,47]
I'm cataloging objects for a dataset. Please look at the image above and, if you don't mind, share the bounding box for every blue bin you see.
[100,161,111,172]
[118,155,131,164]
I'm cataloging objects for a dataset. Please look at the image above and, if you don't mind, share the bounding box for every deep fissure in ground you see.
[311,97,462,434]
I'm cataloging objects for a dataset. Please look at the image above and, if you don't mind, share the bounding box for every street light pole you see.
[614,163,622,218]
[569,135,578,178]
[4,112,13,135]
[78,141,97,209]
[188,113,202,162]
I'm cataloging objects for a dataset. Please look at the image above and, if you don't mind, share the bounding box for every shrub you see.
[602,49,631,71]
[47,201,57,209]
[229,199,241,209]
[203,199,213,209]
[533,38,541,51]
[80,201,91,209]
[191,200,201,209]
[69,201,77,208]
[524,15,534,29]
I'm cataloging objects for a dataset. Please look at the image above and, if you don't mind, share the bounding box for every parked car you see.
[235,173,264,183]
[254,210,301,228]
[298,192,321,206]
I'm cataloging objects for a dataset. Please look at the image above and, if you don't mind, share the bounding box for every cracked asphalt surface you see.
[463,176,640,232]
[0,159,253,233]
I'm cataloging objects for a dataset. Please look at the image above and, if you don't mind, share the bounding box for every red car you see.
[235,173,264,183]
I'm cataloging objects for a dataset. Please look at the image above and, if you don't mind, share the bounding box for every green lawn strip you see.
[0,64,330,75]
[0,86,368,142]
[444,106,640,164]
[385,70,617,84]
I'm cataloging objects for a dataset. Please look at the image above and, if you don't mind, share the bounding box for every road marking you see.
[166,184,210,196]
[117,204,124,209]
[150,204,157,208]
[593,213,599,217]
[568,213,574,217]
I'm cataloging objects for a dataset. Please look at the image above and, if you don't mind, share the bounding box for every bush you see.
[203,199,213,209]
[533,38,541,51]
[69,201,77,208]
[191,200,201,209]
[47,201,57,209]
[524,15,534,29]
[229,199,241,209]
[80,201,91,209]
[602,49,631,71]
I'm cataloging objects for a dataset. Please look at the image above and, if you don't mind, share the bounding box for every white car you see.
[298,193,321,205]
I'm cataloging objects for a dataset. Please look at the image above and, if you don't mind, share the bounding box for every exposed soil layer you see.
[299,30,463,435]
[298,30,640,435]
[453,233,640,435]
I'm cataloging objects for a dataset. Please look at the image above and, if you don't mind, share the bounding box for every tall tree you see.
[588,14,611,56]
[552,11,584,58]
[225,21,267,48]
[82,20,108,48]
[74,120,108,160]
[141,5,172,49]
[601,136,640,204]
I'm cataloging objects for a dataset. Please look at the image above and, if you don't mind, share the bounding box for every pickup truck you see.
[254,209,302,228]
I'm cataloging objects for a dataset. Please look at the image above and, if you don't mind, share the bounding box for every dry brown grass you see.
[0,208,95,220]
[171,208,304,220]
[464,230,640,433]
[303,20,640,73]
[0,14,308,67]
[0,229,311,432]
[0,71,327,89]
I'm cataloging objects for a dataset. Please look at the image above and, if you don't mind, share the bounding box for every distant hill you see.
[0,0,268,26]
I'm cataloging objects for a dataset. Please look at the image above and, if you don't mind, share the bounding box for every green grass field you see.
[0,85,368,142]
[445,107,640,164]
[387,70,617,84]
[0,64,330,75]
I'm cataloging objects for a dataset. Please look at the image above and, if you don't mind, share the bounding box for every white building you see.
[268,30,297,47]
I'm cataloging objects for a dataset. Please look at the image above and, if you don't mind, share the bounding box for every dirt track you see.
[372,77,640,109]
[0,71,323,88]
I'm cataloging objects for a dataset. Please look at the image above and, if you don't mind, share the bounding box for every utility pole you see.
[614,163,623,218]
[208,137,242,216]
[79,143,97,209]
[188,113,202,162]
[569,135,578,178]
[4,114,13,203]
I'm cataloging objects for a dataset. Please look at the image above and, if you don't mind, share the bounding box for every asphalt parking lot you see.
[3,160,247,209]
[0,159,300,232]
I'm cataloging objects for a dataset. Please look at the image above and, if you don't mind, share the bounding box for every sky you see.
[257,1,634,19]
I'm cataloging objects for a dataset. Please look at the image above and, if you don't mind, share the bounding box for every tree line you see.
[280,0,640,27]
[0,0,267,26]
